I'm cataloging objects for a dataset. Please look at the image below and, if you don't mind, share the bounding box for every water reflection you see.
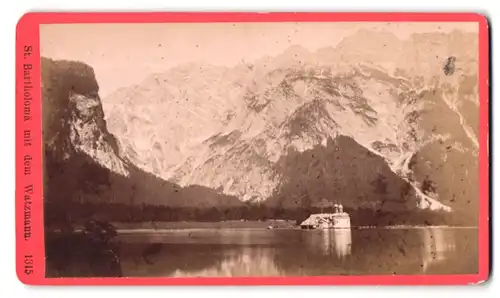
[171,247,283,277]
[116,227,476,277]
[420,228,457,272]
[333,229,352,258]
[303,229,352,258]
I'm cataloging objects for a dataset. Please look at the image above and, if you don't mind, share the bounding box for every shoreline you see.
[114,225,479,232]
[46,220,479,235]
[115,224,478,235]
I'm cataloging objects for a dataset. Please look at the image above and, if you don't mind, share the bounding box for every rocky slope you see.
[266,136,417,211]
[42,57,242,225]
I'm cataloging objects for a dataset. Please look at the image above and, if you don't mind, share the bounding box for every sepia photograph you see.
[39,21,481,278]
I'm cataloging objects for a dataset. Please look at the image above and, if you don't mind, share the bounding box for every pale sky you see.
[40,22,478,97]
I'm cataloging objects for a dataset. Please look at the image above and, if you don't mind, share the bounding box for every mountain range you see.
[42,29,480,224]
[102,29,479,216]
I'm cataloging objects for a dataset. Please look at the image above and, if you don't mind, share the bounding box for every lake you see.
[116,227,478,277]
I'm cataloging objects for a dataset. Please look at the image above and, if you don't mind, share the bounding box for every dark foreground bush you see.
[45,220,122,278]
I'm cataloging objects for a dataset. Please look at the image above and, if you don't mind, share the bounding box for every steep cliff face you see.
[42,58,127,205]
[42,58,241,223]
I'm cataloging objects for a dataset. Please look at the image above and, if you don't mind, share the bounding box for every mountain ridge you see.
[100,29,478,219]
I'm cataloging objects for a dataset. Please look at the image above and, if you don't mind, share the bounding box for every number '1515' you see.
[24,255,33,275]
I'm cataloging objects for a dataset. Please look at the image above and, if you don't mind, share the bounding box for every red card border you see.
[15,12,490,286]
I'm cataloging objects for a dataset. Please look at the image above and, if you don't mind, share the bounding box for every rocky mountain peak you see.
[42,58,127,176]
[95,30,479,219]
